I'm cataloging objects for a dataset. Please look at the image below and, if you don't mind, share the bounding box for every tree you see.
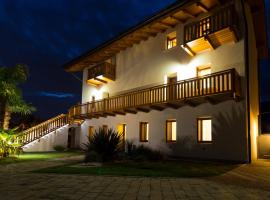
[0,64,35,130]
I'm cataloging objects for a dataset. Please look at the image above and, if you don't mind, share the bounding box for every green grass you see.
[34,160,239,178]
[0,151,83,165]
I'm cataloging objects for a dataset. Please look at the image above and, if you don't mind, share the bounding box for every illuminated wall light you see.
[252,119,258,159]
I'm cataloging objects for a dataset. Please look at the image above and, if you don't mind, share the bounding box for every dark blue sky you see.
[0,0,269,119]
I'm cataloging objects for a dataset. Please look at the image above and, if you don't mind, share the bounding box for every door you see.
[167,76,177,101]
[117,124,126,151]
[68,128,76,149]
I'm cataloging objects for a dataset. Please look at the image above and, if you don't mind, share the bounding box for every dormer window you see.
[167,31,177,49]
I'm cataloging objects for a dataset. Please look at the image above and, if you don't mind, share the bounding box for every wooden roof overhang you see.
[246,0,268,59]
[64,0,220,72]
[64,0,268,72]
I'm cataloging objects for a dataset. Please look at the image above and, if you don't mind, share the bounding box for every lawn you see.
[35,160,239,178]
[0,151,83,165]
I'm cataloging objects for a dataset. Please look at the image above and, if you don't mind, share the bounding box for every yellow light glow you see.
[202,119,212,141]
[251,119,258,160]
[172,121,177,141]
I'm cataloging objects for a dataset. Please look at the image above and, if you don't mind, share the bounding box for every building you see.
[21,0,268,162]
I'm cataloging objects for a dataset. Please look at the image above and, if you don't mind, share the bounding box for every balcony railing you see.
[17,114,68,145]
[184,4,238,44]
[69,69,240,119]
[87,62,116,85]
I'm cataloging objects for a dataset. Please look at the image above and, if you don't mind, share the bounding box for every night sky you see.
[0,0,269,119]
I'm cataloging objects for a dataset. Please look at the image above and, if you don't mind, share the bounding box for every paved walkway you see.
[0,159,270,200]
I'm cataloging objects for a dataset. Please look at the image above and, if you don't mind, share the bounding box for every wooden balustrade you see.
[87,62,116,86]
[184,4,237,44]
[69,69,240,119]
[17,114,68,145]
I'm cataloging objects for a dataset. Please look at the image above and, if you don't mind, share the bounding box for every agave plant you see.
[84,127,123,162]
[0,128,22,158]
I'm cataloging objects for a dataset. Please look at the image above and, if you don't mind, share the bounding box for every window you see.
[167,31,177,49]
[197,66,211,77]
[197,66,211,91]
[166,120,177,142]
[88,126,94,138]
[197,118,212,143]
[139,122,149,142]
[102,125,108,133]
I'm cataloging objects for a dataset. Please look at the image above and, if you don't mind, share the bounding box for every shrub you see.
[53,145,65,152]
[126,140,136,156]
[83,127,123,162]
[0,128,22,158]
[126,143,164,162]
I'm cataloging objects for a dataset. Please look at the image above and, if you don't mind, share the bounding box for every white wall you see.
[79,1,250,162]
[80,100,247,162]
[23,125,69,152]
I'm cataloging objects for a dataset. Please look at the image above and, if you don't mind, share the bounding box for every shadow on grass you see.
[33,160,239,178]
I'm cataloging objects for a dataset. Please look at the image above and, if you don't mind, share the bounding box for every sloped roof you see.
[64,0,268,72]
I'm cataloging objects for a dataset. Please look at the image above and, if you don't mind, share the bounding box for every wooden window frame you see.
[88,126,94,138]
[197,117,212,143]
[167,31,177,50]
[166,119,177,143]
[196,65,211,77]
[139,122,149,142]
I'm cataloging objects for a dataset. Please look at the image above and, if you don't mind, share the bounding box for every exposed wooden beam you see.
[113,110,126,115]
[103,112,116,117]
[94,77,107,84]
[182,10,195,18]
[150,105,165,111]
[136,31,156,37]
[196,2,209,13]
[181,44,195,56]
[149,26,166,32]
[139,30,157,37]
[146,26,165,33]
[136,107,150,113]
[204,35,216,50]
[131,35,148,41]
[124,108,137,114]
[170,15,183,23]
[166,102,182,109]
[157,21,174,28]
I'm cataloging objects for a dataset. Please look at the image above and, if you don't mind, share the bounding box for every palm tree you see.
[0,64,35,130]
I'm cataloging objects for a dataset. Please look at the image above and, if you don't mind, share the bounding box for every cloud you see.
[37,91,75,98]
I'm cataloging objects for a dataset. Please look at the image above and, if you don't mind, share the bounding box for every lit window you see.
[197,66,211,77]
[140,122,149,142]
[167,31,177,49]
[198,118,212,142]
[197,66,211,91]
[88,126,94,138]
[102,125,108,133]
[166,120,177,142]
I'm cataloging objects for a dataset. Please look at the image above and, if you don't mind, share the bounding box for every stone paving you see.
[0,159,270,200]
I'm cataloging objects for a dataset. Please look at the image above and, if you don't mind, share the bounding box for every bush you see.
[125,140,164,162]
[83,127,123,162]
[53,145,65,152]
[0,128,22,158]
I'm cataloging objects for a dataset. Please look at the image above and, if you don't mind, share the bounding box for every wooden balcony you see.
[69,69,241,119]
[87,62,116,86]
[182,4,239,56]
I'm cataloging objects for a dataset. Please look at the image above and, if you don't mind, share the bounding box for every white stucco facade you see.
[23,125,69,152]
[76,1,256,163]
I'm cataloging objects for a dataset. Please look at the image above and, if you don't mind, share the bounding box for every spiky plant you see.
[84,127,123,162]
